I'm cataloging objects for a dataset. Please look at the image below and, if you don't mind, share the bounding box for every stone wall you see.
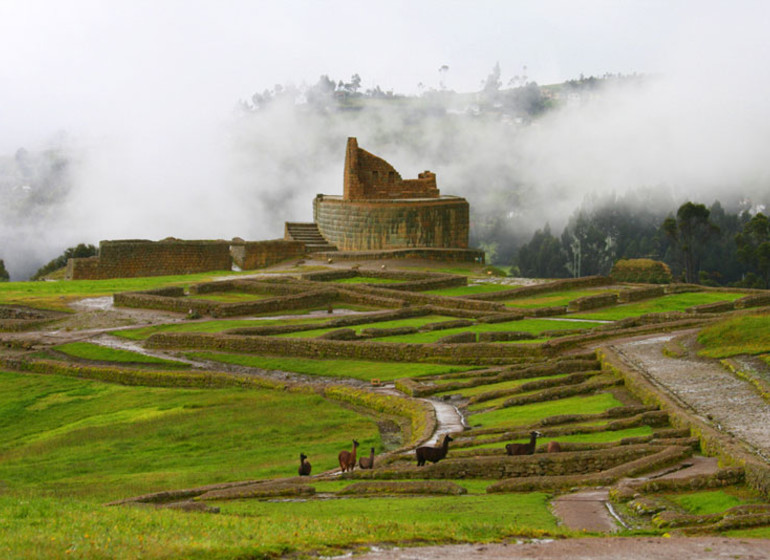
[314,195,470,251]
[343,137,439,200]
[67,238,306,280]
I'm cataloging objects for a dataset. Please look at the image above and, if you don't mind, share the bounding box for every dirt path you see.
[609,333,770,462]
[348,537,770,560]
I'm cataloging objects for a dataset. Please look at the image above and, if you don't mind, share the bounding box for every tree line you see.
[513,199,770,288]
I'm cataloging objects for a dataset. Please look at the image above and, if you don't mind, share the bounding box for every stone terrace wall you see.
[314,196,470,251]
[67,238,307,280]
[230,240,306,270]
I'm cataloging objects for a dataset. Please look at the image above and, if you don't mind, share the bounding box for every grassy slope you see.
[0,370,380,499]
[697,311,770,358]
[55,342,189,367]
[568,292,746,320]
[186,352,474,381]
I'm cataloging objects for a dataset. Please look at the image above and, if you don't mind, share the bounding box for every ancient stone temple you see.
[304,138,472,253]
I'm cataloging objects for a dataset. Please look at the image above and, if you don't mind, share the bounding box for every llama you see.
[338,439,359,472]
[359,447,375,469]
[298,453,312,476]
[546,441,562,453]
[505,431,541,456]
[416,434,453,466]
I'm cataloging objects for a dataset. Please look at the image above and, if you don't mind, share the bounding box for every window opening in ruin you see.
[389,171,395,183]
[372,170,379,183]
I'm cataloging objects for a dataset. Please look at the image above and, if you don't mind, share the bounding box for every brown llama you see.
[298,453,312,476]
[546,441,562,453]
[338,439,359,472]
[416,434,453,466]
[359,447,375,469]
[505,431,541,455]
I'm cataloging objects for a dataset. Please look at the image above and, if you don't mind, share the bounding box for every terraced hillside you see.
[1,261,769,558]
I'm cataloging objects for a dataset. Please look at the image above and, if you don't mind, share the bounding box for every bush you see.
[0,259,9,282]
[610,258,672,284]
[32,243,97,280]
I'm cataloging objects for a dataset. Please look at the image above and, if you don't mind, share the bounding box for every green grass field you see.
[54,342,190,367]
[425,283,524,297]
[0,370,380,500]
[697,312,770,358]
[467,392,623,429]
[186,352,475,381]
[568,292,746,320]
[503,289,618,309]
[113,316,332,340]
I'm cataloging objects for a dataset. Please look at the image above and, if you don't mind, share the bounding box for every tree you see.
[0,259,9,282]
[514,225,568,278]
[31,243,97,280]
[662,202,720,284]
[735,212,770,288]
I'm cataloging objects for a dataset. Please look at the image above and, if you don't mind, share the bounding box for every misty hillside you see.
[1,73,768,282]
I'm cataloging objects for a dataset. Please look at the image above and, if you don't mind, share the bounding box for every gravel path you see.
[347,537,770,560]
[610,333,770,463]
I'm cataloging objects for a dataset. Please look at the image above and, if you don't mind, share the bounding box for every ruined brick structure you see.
[312,138,473,253]
[66,239,305,280]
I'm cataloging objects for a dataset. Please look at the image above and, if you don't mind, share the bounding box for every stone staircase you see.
[284,222,337,252]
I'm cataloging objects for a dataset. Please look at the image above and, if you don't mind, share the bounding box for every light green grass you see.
[0,271,258,311]
[697,312,770,358]
[186,352,474,381]
[0,491,562,559]
[54,342,189,367]
[377,318,602,344]
[568,292,746,321]
[276,315,455,338]
[503,289,617,309]
[669,489,752,515]
[461,426,653,451]
[425,284,524,297]
[113,316,331,340]
[435,374,569,399]
[0,370,379,500]
[468,392,623,429]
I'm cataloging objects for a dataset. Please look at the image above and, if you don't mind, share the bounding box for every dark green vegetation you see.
[0,265,768,558]
[514,200,770,289]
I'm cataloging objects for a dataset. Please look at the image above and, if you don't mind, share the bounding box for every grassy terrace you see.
[467,392,624,429]
[568,291,746,320]
[0,271,252,311]
[185,352,475,381]
[274,316,604,342]
[503,289,618,308]
[2,268,769,557]
[697,311,770,358]
[113,316,333,340]
[53,342,190,368]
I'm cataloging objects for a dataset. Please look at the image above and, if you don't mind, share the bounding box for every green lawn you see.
[697,311,770,358]
[435,374,569,399]
[0,491,561,559]
[0,271,255,311]
[461,425,654,451]
[467,392,623,429]
[54,342,189,367]
[669,489,755,515]
[113,316,332,340]
[503,289,618,309]
[186,352,475,381]
[568,292,746,321]
[332,277,404,284]
[276,315,456,338]
[0,370,380,500]
[377,318,602,344]
[425,284,523,297]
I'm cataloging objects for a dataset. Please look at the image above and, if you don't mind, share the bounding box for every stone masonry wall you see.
[67,238,306,280]
[314,196,469,251]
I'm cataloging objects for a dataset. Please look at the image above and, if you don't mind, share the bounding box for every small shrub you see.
[610,258,672,284]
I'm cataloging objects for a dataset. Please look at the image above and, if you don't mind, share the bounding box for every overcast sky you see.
[2,0,768,152]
